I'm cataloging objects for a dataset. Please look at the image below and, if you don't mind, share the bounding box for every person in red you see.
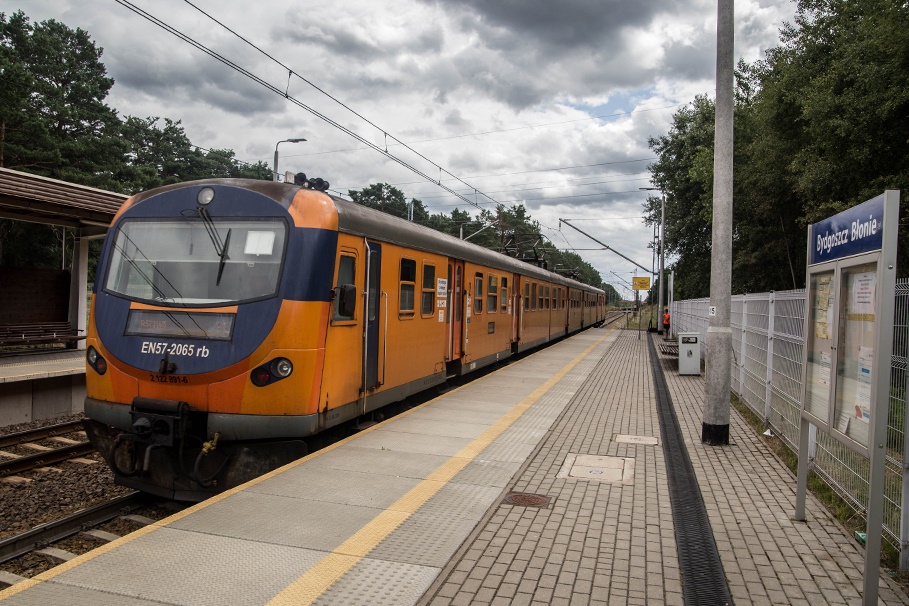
[662,308,670,338]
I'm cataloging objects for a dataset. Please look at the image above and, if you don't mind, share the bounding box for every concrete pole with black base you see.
[703,0,733,446]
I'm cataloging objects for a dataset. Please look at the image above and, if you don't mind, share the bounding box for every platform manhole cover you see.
[501,492,551,508]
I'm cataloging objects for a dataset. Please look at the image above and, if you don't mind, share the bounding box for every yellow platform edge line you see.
[266,330,611,606]
[0,328,611,602]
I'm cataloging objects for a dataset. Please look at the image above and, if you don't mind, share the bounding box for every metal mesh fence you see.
[670,282,909,550]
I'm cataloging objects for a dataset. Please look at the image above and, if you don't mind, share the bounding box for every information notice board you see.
[799,193,893,453]
[795,190,899,606]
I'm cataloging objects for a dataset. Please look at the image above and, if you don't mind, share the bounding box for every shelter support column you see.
[68,233,90,350]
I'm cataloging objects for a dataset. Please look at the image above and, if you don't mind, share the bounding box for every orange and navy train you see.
[82,177,606,500]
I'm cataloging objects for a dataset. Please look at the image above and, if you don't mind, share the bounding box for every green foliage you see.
[649,0,909,295]
[0,10,123,189]
[646,96,716,299]
[0,11,270,271]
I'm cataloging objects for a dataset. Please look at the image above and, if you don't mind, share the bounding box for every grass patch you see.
[730,393,909,589]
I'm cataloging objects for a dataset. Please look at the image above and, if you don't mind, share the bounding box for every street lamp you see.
[273,138,306,182]
[641,187,666,334]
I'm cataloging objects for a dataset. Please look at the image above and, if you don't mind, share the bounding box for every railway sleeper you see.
[35,546,77,562]
[0,570,26,587]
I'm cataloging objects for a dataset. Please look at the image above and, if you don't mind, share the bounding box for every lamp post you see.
[273,138,306,181]
[641,187,666,334]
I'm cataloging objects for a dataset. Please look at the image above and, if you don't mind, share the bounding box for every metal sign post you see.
[794,190,900,606]
[632,276,651,340]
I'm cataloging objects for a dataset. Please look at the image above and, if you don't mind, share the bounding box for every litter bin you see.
[678,332,700,375]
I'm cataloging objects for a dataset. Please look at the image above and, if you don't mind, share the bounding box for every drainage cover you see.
[557,454,635,484]
[615,434,659,446]
[501,492,551,508]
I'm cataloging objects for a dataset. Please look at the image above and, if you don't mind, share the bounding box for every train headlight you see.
[87,346,107,375]
[270,358,293,378]
[197,187,215,206]
[250,357,293,387]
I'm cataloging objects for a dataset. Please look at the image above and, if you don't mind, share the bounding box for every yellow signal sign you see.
[632,277,651,291]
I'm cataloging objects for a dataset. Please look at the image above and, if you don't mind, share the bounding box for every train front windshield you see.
[104,218,287,306]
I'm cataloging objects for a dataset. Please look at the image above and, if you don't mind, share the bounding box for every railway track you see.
[0,420,95,477]
[0,491,181,589]
[0,491,150,567]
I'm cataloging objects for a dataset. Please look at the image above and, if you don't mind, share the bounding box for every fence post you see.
[902,367,909,571]
[765,292,775,424]
[739,297,748,404]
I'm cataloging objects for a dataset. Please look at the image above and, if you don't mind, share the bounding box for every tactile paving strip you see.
[379,416,491,440]
[346,429,471,457]
[167,491,386,552]
[450,458,522,487]
[39,527,326,606]
[304,446,451,479]
[416,482,506,519]
[312,557,439,606]
[0,583,162,606]
[249,465,421,509]
[367,510,480,567]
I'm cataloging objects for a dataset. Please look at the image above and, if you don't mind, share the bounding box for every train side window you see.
[537,284,543,310]
[501,277,508,313]
[545,286,550,310]
[333,254,357,321]
[400,258,416,316]
[421,263,435,316]
[487,275,497,314]
[474,273,484,314]
[524,283,530,311]
[531,283,537,311]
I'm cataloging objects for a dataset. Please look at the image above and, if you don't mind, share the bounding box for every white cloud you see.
[6,0,796,283]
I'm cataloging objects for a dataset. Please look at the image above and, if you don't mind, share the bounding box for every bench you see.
[0,322,86,347]
[659,340,678,357]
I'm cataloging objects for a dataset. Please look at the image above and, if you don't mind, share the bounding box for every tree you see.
[747,0,909,276]
[649,0,909,295]
[0,11,124,190]
[646,96,716,299]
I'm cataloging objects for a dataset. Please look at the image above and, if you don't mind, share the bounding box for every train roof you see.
[329,194,601,294]
[124,178,602,294]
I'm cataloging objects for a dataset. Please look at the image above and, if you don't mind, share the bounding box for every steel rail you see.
[0,491,148,565]
[0,442,96,476]
[0,420,86,449]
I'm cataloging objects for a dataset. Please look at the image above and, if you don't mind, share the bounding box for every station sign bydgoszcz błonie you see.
[810,195,884,265]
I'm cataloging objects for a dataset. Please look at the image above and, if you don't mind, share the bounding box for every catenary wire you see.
[114,0,492,210]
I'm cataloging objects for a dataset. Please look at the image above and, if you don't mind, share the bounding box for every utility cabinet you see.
[678,333,700,375]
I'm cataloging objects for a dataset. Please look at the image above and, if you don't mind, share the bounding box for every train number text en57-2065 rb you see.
[141,342,210,357]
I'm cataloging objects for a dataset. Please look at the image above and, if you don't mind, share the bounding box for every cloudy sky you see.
[10,0,796,296]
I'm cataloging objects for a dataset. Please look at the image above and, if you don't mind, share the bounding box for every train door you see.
[447,259,465,361]
[508,274,521,344]
[364,241,382,391]
[515,275,525,344]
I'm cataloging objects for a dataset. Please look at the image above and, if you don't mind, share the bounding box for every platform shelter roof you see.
[0,167,127,234]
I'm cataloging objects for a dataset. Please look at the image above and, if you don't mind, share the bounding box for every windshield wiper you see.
[197,207,231,286]
[216,228,231,286]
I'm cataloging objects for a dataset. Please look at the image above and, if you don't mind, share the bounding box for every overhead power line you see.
[281,105,682,158]
[115,0,494,210]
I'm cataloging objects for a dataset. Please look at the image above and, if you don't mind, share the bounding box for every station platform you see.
[0,350,84,384]
[1,326,907,605]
